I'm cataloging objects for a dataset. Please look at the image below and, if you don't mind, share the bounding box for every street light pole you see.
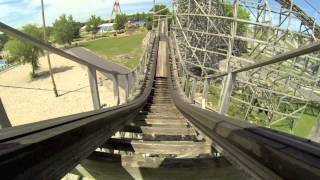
[41,0,58,97]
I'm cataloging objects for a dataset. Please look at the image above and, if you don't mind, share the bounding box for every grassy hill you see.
[80,32,147,69]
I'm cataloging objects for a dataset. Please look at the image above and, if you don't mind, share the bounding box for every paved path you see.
[68,47,131,88]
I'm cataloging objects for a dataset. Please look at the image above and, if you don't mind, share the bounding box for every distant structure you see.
[99,23,115,33]
[111,0,122,18]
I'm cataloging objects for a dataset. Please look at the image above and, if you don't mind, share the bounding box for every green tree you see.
[0,33,8,51]
[135,13,141,21]
[151,4,170,15]
[223,3,250,33]
[150,5,171,29]
[52,14,80,44]
[145,14,153,30]
[141,12,147,20]
[86,15,102,38]
[114,13,127,31]
[223,3,251,53]
[4,24,43,78]
[71,21,82,39]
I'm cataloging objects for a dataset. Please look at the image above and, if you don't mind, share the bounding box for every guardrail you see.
[0,22,153,110]
[167,37,320,180]
[0,29,159,179]
[170,28,320,123]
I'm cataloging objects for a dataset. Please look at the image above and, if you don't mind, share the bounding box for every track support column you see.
[88,66,101,110]
[131,71,138,92]
[219,73,236,114]
[202,79,209,109]
[190,78,197,103]
[112,74,120,106]
[124,74,130,103]
[0,99,11,128]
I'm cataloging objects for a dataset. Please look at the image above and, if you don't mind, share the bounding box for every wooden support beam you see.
[0,99,12,129]
[202,79,209,109]
[219,73,236,114]
[88,66,101,110]
[184,76,190,95]
[190,78,197,103]
[112,74,120,106]
[124,74,130,103]
[131,71,137,93]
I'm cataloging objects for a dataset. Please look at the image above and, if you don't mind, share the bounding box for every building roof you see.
[99,23,114,27]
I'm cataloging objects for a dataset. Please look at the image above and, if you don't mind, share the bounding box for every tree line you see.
[1,5,169,78]
[1,13,128,78]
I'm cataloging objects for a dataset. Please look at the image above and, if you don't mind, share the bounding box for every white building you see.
[99,23,115,32]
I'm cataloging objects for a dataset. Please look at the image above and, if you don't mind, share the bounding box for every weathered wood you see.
[112,74,120,105]
[103,139,211,155]
[0,99,12,129]
[88,66,101,110]
[120,154,231,168]
[65,153,245,180]
[131,71,137,94]
[134,119,188,125]
[202,79,209,109]
[156,40,168,77]
[140,126,196,136]
[190,78,197,103]
[170,73,320,180]
[0,35,159,180]
[124,74,130,103]
[219,73,236,114]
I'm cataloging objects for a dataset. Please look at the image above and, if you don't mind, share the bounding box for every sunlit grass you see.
[80,32,147,69]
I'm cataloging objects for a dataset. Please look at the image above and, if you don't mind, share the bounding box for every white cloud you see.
[0,0,155,27]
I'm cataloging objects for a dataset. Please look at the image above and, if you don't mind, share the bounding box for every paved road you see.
[67,47,131,88]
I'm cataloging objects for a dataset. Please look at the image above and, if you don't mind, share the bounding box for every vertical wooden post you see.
[202,79,209,109]
[124,74,130,103]
[131,71,137,93]
[219,73,236,114]
[182,77,187,93]
[0,99,12,129]
[88,66,101,110]
[143,56,147,74]
[185,76,190,96]
[112,74,120,106]
[165,16,169,36]
[152,0,156,30]
[190,78,197,103]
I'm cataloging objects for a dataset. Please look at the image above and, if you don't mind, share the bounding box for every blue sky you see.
[0,0,319,29]
[0,0,171,28]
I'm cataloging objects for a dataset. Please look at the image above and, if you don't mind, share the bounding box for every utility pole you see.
[41,0,58,97]
[153,0,156,30]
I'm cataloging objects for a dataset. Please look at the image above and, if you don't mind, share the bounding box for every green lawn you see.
[208,85,222,108]
[271,114,318,138]
[80,32,147,69]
